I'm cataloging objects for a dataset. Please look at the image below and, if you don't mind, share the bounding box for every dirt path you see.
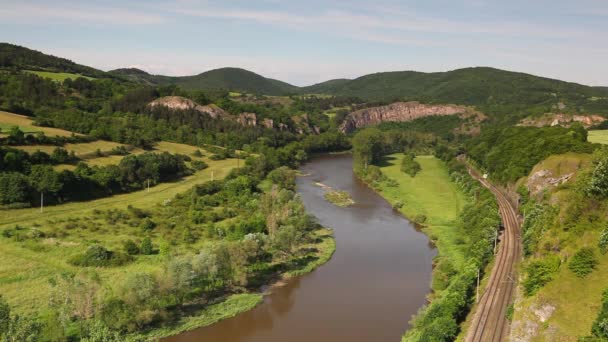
[464,160,521,342]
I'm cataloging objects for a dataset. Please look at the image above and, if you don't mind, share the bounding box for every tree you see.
[0,172,31,205]
[401,153,422,177]
[29,165,62,212]
[352,128,384,170]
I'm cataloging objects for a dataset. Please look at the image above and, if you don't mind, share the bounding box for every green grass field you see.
[0,157,238,313]
[0,111,77,137]
[588,130,608,145]
[377,154,468,268]
[24,70,95,82]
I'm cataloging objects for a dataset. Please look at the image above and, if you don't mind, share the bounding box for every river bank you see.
[165,153,435,342]
[129,229,336,341]
[370,154,469,283]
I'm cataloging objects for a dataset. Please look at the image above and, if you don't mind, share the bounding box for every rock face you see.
[148,96,228,119]
[518,113,606,128]
[339,101,467,133]
[237,112,257,126]
[526,169,573,198]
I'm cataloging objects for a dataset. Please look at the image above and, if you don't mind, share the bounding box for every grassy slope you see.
[377,154,468,268]
[0,111,77,137]
[588,130,608,144]
[0,158,238,227]
[511,152,607,341]
[24,70,95,82]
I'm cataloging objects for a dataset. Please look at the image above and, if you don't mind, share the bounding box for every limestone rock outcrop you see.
[148,96,228,119]
[339,101,468,133]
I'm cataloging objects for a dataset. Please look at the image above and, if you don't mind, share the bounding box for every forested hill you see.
[4,43,608,122]
[0,43,107,78]
[303,67,608,121]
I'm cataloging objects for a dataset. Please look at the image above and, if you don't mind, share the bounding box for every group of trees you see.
[0,151,189,207]
[466,124,594,183]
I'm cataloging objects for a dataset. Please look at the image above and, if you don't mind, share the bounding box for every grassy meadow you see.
[588,130,608,145]
[377,154,468,269]
[24,70,96,82]
[0,111,77,137]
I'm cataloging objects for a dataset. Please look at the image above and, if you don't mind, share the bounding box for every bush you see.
[568,247,598,277]
[401,153,421,177]
[414,214,427,224]
[600,228,608,254]
[591,289,608,338]
[123,240,140,255]
[522,257,559,296]
[140,218,156,231]
[393,200,404,209]
[70,245,132,267]
[191,160,208,171]
[140,237,153,255]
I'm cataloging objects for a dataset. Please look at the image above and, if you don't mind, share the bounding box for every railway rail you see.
[465,162,521,342]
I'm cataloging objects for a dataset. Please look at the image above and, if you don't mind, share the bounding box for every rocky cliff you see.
[339,101,469,133]
[518,113,606,128]
[148,96,228,119]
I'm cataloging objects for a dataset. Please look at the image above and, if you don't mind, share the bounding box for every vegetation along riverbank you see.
[351,128,501,340]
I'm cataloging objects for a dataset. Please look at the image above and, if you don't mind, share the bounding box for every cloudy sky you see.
[1,0,607,86]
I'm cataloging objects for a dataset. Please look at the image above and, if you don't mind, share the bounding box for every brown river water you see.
[165,153,436,342]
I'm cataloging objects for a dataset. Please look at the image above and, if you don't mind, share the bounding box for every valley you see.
[1,39,608,342]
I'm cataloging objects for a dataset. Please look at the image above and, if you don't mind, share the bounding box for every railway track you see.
[465,163,521,342]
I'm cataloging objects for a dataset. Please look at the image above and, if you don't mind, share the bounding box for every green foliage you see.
[591,289,608,339]
[123,240,140,255]
[0,295,41,341]
[267,166,296,191]
[69,245,132,267]
[568,247,599,277]
[140,237,153,255]
[190,160,208,171]
[401,153,421,177]
[467,126,594,183]
[599,228,608,254]
[522,257,560,296]
[587,147,608,198]
[352,127,384,169]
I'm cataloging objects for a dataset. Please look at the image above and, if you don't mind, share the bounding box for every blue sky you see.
[1,0,607,86]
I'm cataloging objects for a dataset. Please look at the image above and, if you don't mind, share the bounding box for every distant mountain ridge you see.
[3,43,608,120]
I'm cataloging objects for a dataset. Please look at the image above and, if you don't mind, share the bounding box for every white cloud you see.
[0,2,166,25]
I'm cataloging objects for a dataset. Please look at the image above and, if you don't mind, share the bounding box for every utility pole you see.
[211,171,214,181]
[476,269,480,303]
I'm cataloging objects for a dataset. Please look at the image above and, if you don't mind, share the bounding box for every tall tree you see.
[29,165,62,212]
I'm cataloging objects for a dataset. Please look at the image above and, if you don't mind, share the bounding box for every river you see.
[166,153,436,341]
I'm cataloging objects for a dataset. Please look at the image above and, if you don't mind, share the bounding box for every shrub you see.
[191,160,208,171]
[191,150,203,157]
[591,289,608,338]
[123,240,140,255]
[140,237,153,255]
[414,214,427,224]
[522,257,559,296]
[140,218,156,231]
[401,153,422,177]
[70,245,132,267]
[599,228,608,254]
[393,200,404,209]
[568,247,598,277]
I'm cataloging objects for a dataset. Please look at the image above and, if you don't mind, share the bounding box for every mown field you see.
[588,130,608,145]
[377,154,468,268]
[0,111,77,137]
[24,70,96,82]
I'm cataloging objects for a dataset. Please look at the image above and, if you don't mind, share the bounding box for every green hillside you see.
[170,67,298,95]
[0,43,107,78]
[303,67,608,122]
[300,78,351,94]
[108,67,173,85]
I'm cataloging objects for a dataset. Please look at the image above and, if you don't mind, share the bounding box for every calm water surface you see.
[165,154,436,342]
